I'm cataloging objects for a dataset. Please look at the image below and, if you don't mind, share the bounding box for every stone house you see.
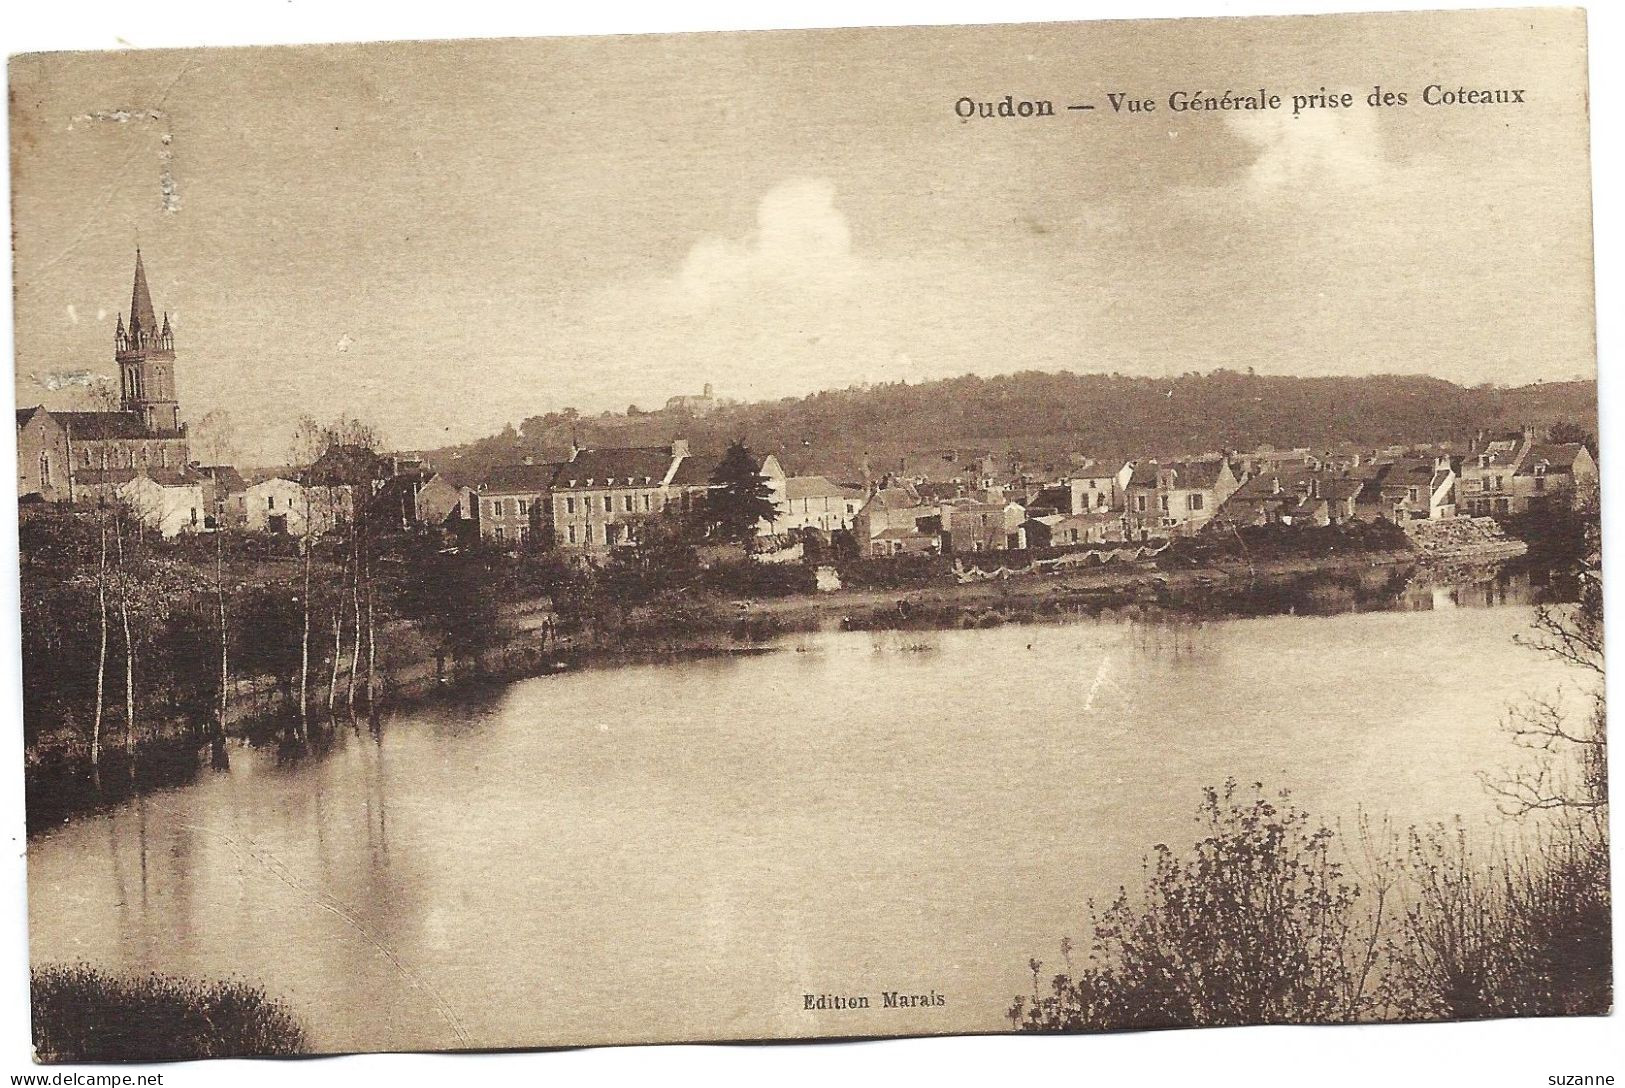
[1066,460,1135,514]
[939,496,1025,553]
[1125,459,1242,539]
[546,440,711,557]
[416,470,481,527]
[477,462,560,547]
[852,485,936,550]
[758,455,865,535]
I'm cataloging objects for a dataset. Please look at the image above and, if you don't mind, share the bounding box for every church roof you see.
[130,250,158,335]
[54,411,152,440]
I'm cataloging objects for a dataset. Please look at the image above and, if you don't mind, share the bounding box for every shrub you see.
[31,964,308,1062]
[1009,780,1377,1032]
[703,559,817,598]
[836,554,952,591]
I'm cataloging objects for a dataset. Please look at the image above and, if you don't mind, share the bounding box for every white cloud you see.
[661,178,860,313]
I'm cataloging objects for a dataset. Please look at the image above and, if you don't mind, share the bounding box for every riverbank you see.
[23,527,1545,832]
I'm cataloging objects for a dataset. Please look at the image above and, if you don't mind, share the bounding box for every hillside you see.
[422,370,1597,482]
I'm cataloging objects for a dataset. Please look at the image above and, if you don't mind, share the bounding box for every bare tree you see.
[212,528,230,768]
[1487,486,1605,820]
[111,507,137,755]
[91,517,109,770]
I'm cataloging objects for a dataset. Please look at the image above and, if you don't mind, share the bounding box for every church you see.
[16,251,194,507]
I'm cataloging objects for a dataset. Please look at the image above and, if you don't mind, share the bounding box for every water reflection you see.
[27,594,1587,1052]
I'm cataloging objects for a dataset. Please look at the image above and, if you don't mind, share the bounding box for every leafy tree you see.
[704,439,778,553]
[389,537,506,677]
[1545,419,1598,458]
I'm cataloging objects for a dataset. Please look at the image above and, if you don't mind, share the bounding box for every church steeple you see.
[129,248,158,341]
[114,248,181,435]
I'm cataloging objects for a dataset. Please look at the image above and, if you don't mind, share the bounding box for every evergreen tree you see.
[705,439,778,552]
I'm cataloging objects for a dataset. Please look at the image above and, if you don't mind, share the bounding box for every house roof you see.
[1320,477,1363,502]
[15,406,45,429]
[55,411,152,440]
[667,454,713,487]
[865,485,922,509]
[423,468,479,491]
[1133,459,1227,490]
[784,475,862,501]
[196,465,248,493]
[553,446,676,490]
[483,463,563,494]
[1517,443,1587,475]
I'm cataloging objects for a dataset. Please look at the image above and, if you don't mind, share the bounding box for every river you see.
[25,569,1590,1051]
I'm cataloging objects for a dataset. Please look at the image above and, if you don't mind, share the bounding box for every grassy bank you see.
[31,964,307,1062]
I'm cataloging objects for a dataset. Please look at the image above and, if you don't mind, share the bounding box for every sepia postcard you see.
[7,6,1608,1063]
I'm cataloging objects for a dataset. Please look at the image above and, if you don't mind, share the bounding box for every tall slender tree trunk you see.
[92,522,108,771]
[328,547,346,715]
[347,534,362,712]
[298,537,312,738]
[364,544,378,708]
[114,517,136,755]
[213,531,230,767]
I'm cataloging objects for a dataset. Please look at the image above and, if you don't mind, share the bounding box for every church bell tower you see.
[114,249,181,435]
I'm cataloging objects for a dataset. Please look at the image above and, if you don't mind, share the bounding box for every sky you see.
[9,9,1597,463]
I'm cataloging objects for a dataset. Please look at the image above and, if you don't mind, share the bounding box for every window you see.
[623,495,634,512]
[268,496,276,510]
[642,494,652,512]
[1534,476,1546,493]
[566,497,576,515]
[583,523,594,544]
[1158,495,1169,512]
[602,496,613,513]
[494,499,506,518]
[567,525,577,544]
[494,526,505,541]
[1135,495,1148,512]
[1187,494,1204,511]
[1407,487,1420,503]
[190,507,198,525]
[38,452,51,488]
[517,498,529,516]
[517,526,529,542]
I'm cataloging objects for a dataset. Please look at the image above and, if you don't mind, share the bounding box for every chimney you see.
[671,438,690,459]
[702,383,713,398]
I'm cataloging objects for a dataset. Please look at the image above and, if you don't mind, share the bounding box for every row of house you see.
[844,428,1596,558]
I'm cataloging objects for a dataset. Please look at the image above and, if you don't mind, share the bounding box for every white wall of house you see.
[119,476,205,539]
[243,477,323,535]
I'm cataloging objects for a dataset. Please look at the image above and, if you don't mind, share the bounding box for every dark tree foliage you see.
[417,371,1598,483]
[704,440,779,550]
[387,537,508,676]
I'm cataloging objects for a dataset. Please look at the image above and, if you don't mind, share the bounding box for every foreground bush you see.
[1011,780,1610,1033]
[32,964,307,1062]
[1009,780,1376,1032]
